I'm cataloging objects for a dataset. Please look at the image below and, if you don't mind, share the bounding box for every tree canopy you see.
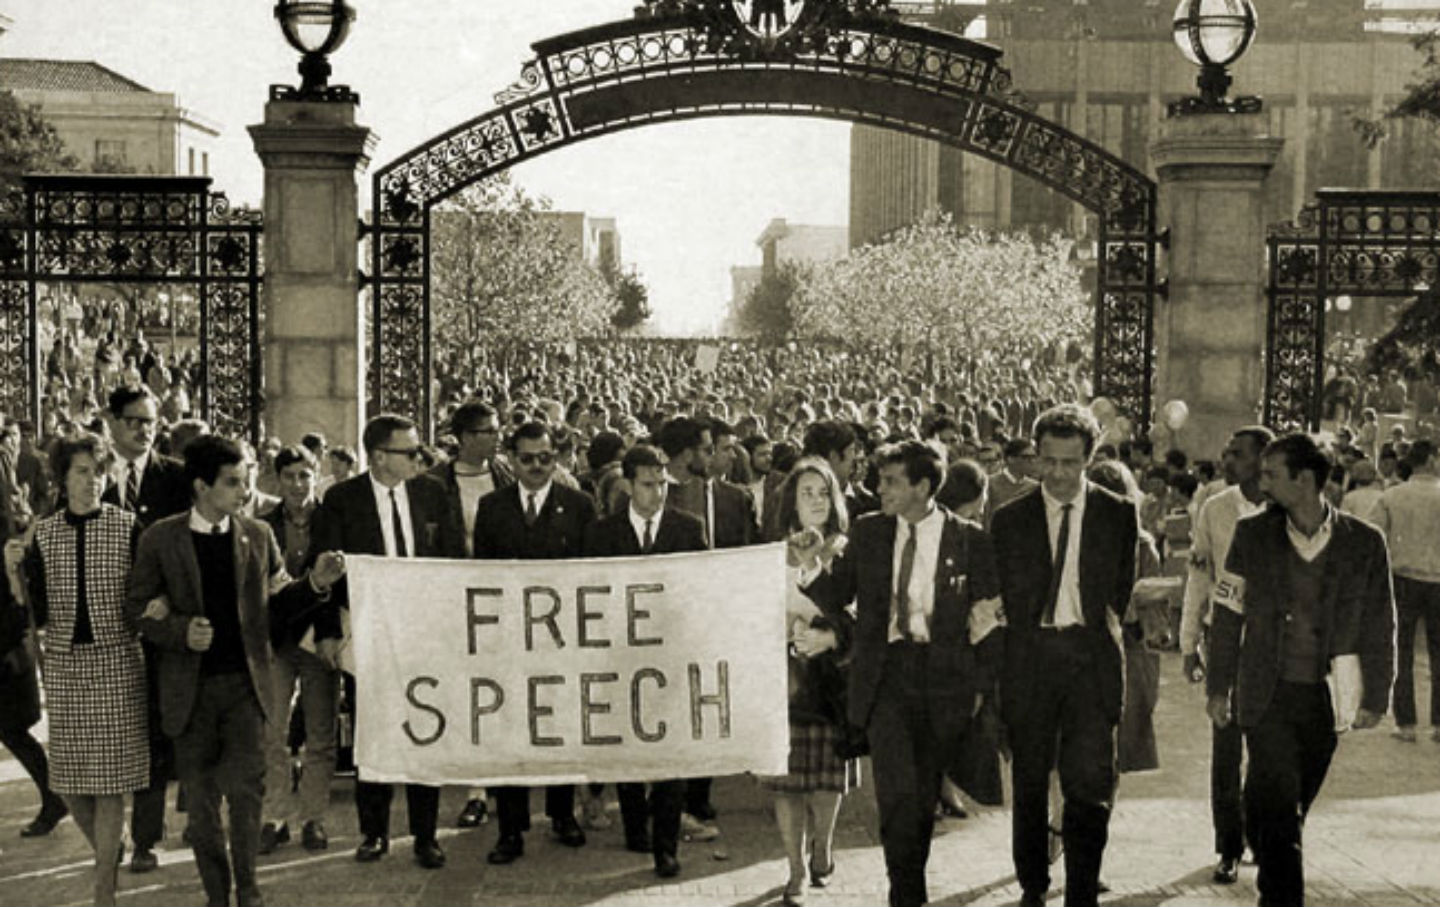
[0,90,78,188]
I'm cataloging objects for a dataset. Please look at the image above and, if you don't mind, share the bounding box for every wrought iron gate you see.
[1264,189,1440,431]
[0,174,264,442]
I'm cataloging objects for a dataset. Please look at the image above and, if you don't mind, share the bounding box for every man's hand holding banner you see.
[345,543,790,786]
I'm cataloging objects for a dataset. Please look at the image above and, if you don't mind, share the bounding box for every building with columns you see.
[850,0,1440,246]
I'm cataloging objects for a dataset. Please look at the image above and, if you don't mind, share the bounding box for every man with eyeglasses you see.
[100,385,190,874]
[429,400,512,830]
[473,421,597,865]
[307,413,465,870]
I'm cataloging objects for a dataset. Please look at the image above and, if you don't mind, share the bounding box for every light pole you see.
[270,0,358,102]
[1168,0,1260,116]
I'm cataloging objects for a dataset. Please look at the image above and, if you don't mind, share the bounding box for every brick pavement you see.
[0,652,1437,907]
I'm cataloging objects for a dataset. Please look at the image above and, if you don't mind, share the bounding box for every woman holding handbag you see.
[760,456,859,906]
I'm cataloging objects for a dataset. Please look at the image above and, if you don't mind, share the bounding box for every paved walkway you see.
[1,652,1437,906]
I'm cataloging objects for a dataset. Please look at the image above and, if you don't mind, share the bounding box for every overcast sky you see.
[2,0,853,333]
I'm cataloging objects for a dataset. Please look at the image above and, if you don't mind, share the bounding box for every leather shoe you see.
[456,797,489,828]
[625,834,652,854]
[129,847,159,874]
[301,820,328,851]
[354,835,389,863]
[413,839,446,869]
[488,833,524,864]
[1018,890,1046,907]
[689,801,717,821]
[20,803,68,837]
[1213,855,1240,885]
[551,815,586,847]
[654,852,681,878]
[258,821,289,855]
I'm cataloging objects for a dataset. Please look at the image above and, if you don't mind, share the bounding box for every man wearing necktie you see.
[655,417,756,830]
[472,421,597,864]
[100,386,190,874]
[306,414,465,870]
[795,440,1003,907]
[990,404,1137,907]
[582,444,706,878]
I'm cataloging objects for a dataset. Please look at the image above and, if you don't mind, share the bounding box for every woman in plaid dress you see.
[760,457,859,906]
[19,433,148,907]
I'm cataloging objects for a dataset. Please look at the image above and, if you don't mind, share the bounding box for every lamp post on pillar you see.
[1150,0,1281,458]
[250,0,375,450]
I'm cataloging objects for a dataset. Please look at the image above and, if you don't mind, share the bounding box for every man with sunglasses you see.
[101,386,191,874]
[473,421,597,865]
[308,413,465,870]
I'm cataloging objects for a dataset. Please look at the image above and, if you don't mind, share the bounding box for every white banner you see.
[345,544,790,785]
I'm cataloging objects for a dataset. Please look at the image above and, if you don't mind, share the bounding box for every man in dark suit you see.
[308,413,465,870]
[990,404,1137,907]
[658,416,754,828]
[582,444,706,878]
[101,385,191,874]
[473,421,597,864]
[127,435,343,907]
[797,440,1002,907]
[1207,433,1395,907]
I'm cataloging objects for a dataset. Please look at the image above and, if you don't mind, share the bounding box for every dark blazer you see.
[473,481,596,560]
[0,573,40,732]
[803,509,1000,751]
[990,484,1138,727]
[307,471,464,641]
[583,506,706,558]
[126,512,323,737]
[1207,506,1395,727]
[669,478,755,549]
[102,453,190,529]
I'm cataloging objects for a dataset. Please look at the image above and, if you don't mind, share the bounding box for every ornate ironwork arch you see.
[0,175,264,441]
[1264,189,1440,431]
[369,9,1158,431]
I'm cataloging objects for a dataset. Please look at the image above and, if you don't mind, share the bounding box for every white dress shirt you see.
[370,473,413,558]
[188,509,232,535]
[111,450,151,503]
[519,481,552,521]
[628,506,663,551]
[1284,505,1334,563]
[888,505,945,643]
[1041,481,1087,628]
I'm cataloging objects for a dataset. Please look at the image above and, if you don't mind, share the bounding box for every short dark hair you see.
[273,444,318,474]
[771,441,800,474]
[107,385,154,418]
[1262,433,1332,489]
[656,417,707,460]
[876,439,944,497]
[621,443,666,480]
[300,432,327,454]
[509,421,554,450]
[587,430,626,471]
[1407,439,1436,469]
[328,445,357,467]
[801,420,857,460]
[710,418,736,440]
[450,399,497,435]
[184,434,245,491]
[1034,403,1100,456]
[925,415,960,440]
[937,458,988,511]
[1003,438,1036,460]
[1163,449,1189,472]
[362,413,417,454]
[51,432,112,486]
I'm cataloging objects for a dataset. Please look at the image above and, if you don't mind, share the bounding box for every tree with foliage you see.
[1366,289,1440,378]
[789,209,1086,358]
[430,173,617,377]
[1355,26,1440,158]
[605,264,652,332]
[737,259,811,342]
[0,90,78,188]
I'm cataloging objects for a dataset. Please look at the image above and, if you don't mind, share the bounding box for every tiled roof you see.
[0,59,151,93]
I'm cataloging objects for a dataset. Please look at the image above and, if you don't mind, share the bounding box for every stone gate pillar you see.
[1150,114,1283,460]
[249,101,375,450]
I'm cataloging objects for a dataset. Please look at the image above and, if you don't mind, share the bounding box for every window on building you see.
[94,139,127,169]
[202,152,209,176]
[188,148,196,175]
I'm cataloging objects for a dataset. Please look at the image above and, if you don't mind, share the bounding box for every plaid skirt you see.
[758,721,860,794]
[42,641,150,796]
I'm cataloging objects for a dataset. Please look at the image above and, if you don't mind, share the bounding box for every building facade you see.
[849,0,1440,246]
[0,59,221,176]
